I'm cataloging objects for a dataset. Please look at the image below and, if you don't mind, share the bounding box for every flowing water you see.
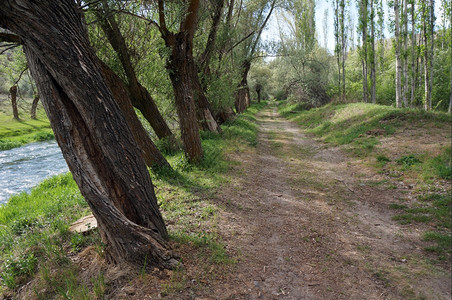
[0,140,69,204]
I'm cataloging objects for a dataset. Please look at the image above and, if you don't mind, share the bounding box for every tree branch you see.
[0,32,21,43]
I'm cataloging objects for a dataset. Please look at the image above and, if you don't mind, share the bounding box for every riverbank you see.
[0,96,53,150]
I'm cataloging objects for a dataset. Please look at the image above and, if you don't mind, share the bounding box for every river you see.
[0,140,69,204]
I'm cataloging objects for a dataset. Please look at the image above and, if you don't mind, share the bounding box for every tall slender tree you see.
[394,0,402,108]
[359,0,369,103]
[370,0,376,104]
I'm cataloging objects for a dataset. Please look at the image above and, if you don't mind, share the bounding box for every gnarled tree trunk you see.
[10,85,19,119]
[0,0,176,269]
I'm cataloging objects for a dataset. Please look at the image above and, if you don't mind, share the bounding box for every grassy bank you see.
[278,101,451,260]
[0,100,53,150]
[0,102,266,299]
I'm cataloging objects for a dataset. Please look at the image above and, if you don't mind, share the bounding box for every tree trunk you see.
[10,85,19,119]
[422,5,431,111]
[361,0,369,103]
[216,107,236,124]
[402,0,409,107]
[96,6,174,141]
[340,0,346,102]
[166,33,203,163]
[370,0,376,104]
[235,60,251,114]
[190,63,221,133]
[256,84,262,103]
[0,0,176,269]
[30,95,39,119]
[410,0,416,107]
[394,0,402,108]
[428,0,434,111]
[99,60,170,169]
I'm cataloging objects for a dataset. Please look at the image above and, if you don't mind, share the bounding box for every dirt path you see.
[209,104,450,299]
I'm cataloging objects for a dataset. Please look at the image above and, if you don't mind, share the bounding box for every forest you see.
[0,0,451,299]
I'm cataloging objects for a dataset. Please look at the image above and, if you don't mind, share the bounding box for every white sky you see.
[262,0,447,54]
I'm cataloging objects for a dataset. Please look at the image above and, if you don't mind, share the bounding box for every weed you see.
[1,253,37,289]
[91,272,106,299]
[423,232,452,257]
[396,154,422,167]
[389,203,408,210]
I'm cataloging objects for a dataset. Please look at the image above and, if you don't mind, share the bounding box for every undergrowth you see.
[0,101,266,298]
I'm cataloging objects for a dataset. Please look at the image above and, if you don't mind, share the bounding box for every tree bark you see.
[0,0,176,269]
[394,0,402,108]
[10,85,19,119]
[190,63,221,133]
[256,84,262,103]
[402,0,409,107]
[370,0,376,104]
[30,94,39,119]
[410,0,416,107]
[235,60,251,114]
[166,33,203,163]
[96,5,174,141]
[422,4,431,111]
[428,0,434,111]
[361,0,369,103]
[158,0,204,163]
[98,60,170,169]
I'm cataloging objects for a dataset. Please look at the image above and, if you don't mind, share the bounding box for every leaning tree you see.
[0,0,177,269]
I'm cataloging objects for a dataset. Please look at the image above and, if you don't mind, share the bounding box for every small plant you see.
[376,154,391,167]
[91,272,106,299]
[1,253,37,289]
[396,154,421,166]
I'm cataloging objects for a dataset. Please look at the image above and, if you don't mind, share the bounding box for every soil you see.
[195,104,451,299]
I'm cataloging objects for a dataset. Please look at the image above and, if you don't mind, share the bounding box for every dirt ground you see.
[200,105,451,299]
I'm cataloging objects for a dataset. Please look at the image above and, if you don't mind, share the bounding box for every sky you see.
[262,0,447,54]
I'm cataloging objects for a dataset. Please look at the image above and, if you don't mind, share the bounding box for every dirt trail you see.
[209,104,450,299]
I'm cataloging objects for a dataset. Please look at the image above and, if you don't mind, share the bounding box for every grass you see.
[0,101,53,150]
[278,101,449,157]
[0,101,267,298]
[390,193,451,259]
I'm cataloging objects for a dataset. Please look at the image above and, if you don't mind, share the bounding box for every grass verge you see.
[278,101,449,156]
[0,108,53,150]
[0,101,267,298]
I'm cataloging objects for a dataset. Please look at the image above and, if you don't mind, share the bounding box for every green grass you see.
[0,109,53,150]
[390,193,451,258]
[0,101,266,297]
[278,101,449,156]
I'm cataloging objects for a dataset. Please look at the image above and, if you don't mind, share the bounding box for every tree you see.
[93,2,175,141]
[155,0,205,163]
[394,0,402,108]
[30,94,39,120]
[369,0,376,104]
[9,85,19,119]
[0,0,176,269]
[358,0,369,103]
